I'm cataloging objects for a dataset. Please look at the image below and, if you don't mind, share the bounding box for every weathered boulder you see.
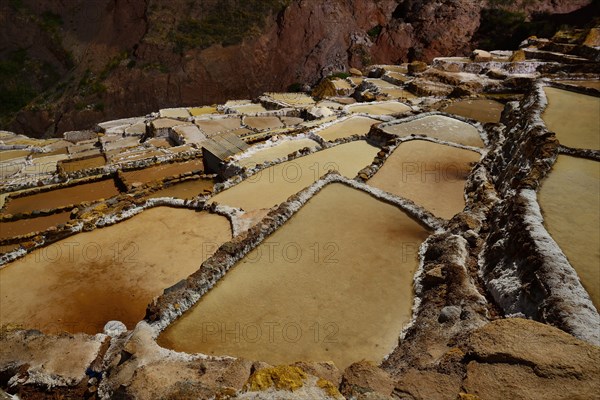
[461,318,600,399]
[340,361,395,398]
[349,67,363,76]
[407,78,454,97]
[394,369,462,400]
[510,49,527,62]
[408,61,428,74]
[471,49,492,62]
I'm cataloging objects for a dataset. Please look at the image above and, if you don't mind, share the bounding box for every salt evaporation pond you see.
[146,179,215,199]
[346,101,411,115]
[3,179,120,215]
[382,115,484,148]
[383,115,484,147]
[0,211,72,240]
[237,138,320,168]
[368,140,480,219]
[211,140,379,211]
[542,87,600,150]
[317,116,380,141]
[158,183,430,369]
[556,80,600,90]
[121,159,204,187]
[538,155,600,308]
[443,99,504,123]
[0,208,231,334]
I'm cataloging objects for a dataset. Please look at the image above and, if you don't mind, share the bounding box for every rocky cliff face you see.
[1,0,593,137]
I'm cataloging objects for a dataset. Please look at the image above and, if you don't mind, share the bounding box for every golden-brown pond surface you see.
[0,211,72,240]
[542,87,600,150]
[0,208,232,334]
[146,179,215,199]
[237,139,320,169]
[556,80,600,90]
[60,155,106,173]
[210,141,379,211]
[158,184,429,369]
[121,159,204,187]
[3,179,120,215]
[442,99,504,123]
[368,140,480,219]
[317,116,380,141]
[538,155,600,308]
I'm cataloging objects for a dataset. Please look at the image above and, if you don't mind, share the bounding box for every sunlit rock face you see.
[1,0,592,137]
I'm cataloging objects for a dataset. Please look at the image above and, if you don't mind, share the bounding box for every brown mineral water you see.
[0,207,232,334]
[158,183,430,369]
[538,155,600,308]
[368,140,481,220]
[542,87,600,150]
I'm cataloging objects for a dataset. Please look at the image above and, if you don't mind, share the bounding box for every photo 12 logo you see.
[245,161,340,184]
[196,321,339,344]
[400,162,472,183]
[35,241,139,263]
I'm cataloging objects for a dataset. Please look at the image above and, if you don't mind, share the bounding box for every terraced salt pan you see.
[379,88,417,100]
[0,150,30,162]
[147,179,215,199]
[346,101,411,115]
[3,179,120,215]
[266,92,316,106]
[0,211,72,240]
[229,104,268,114]
[542,87,600,150]
[382,115,484,148]
[237,139,320,168]
[244,116,284,131]
[189,106,218,116]
[195,118,242,136]
[159,108,191,119]
[0,208,231,334]
[158,183,430,369]
[538,155,600,308]
[60,155,106,173]
[316,116,380,141]
[121,159,204,187]
[368,140,480,219]
[443,99,504,123]
[148,138,174,148]
[555,80,600,90]
[211,140,379,211]
[281,117,304,126]
[20,154,68,176]
[317,100,345,110]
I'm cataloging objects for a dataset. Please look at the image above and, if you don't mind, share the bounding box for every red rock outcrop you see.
[1,0,592,136]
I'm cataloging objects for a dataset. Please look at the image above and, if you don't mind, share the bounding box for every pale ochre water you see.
[0,208,231,334]
[317,116,380,141]
[158,184,430,369]
[382,115,484,148]
[210,140,379,211]
[555,80,600,90]
[0,211,71,240]
[346,101,411,115]
[443,99,504,123]
[542,87,600,150]
[3,179,120,214]
[368,140,481,219]
[146,179,215,199]
[237,139,320,168]
[538,155,600,308]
